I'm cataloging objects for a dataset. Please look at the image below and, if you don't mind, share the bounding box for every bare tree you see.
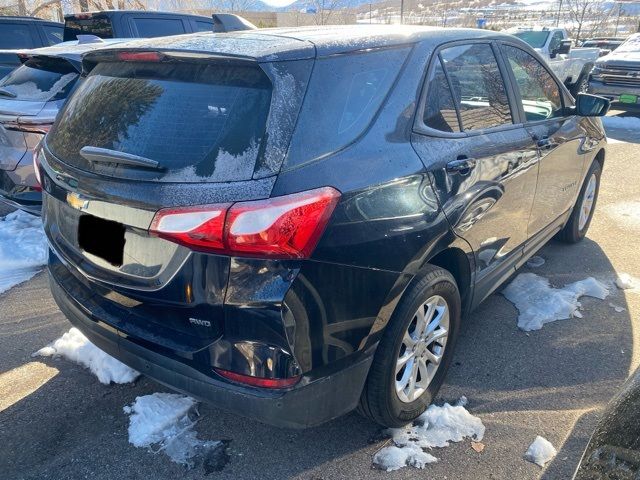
[564,0,614,43]
[308,0,344,25]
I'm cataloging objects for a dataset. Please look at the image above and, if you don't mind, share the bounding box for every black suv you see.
[40,26,609,428]
[62,10,215,41]
[0,16,63,77]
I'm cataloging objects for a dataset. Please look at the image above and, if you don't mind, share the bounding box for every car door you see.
[499,43,585,245]
[411,41,540,306]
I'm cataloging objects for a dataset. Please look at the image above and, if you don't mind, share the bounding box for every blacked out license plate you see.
[78,214,126,266]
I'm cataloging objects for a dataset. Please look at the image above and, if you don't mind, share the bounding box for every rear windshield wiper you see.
[0,87,17,98]
[80,146,160,169]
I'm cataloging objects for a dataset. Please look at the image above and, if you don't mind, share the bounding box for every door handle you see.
[446,157,476,175]
[536,136,553,149]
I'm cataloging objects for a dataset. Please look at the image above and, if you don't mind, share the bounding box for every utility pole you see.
[555,0,563,27]
[614,2,622,36]
[369,2,372,23]
[400,0,404,24]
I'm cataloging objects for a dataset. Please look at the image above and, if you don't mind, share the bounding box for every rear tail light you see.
[32,141,43,192]
[214,368,301,389]
[150,186,340,259]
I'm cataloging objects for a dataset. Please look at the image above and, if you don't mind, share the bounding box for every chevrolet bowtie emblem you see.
[66,192,89,211]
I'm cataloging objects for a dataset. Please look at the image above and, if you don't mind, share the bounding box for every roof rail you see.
[211,13,257,33]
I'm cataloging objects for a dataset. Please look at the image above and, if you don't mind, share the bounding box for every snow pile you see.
[1,72,77,102]
[34,327,139,384]
[124,393,225,468]
[615,273,639,291]
[0,210,48,294]
[526,256,545,268]
[373,399,485,472]
[524,436,557,467]
[503,273,609,331]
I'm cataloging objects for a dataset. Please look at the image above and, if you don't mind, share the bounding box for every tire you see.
[358,265,461,427]
[571,74,589,96]
[557,160,602,243]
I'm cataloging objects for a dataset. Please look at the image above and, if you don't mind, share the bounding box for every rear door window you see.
[47,61,272,183]
[0,23,34,49]
[0,58,78,102]
[42,25,64,45]
[195,21,213,32]
[422,58,461,133]
[131,18,187,37]
[64,16,113,41]
[438,43,513,131]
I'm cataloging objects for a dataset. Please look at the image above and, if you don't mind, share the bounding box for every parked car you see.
[588,33,640,109]
[0,16,63,77]
[581,37,626,57]
[40,26,609,428]
[574,366,640,478]
[507,27,600,95]
[62,10,215,41]
[0,37,130,214]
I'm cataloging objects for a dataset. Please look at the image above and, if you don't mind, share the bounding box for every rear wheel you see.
[358,265,461,427]
[557,160,602,243]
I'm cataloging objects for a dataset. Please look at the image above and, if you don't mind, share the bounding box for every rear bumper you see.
[49,263,374,429]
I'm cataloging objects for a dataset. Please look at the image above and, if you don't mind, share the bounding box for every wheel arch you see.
[426,247,473,316]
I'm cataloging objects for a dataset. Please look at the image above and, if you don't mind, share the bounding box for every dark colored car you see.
[589,33,640,109]
[62,10,215,41]
[0,16,63,77]
[574,366,640,479]
[0,37,129,214]
[581,38,626,57]
[40,26,609,428]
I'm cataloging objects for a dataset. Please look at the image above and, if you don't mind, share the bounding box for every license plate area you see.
[620,94,639,104]
[78,214,126,267]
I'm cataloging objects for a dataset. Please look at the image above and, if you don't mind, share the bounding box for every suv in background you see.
[63,10,215,41]
[0,16,63,77]
[0,37,130,214]
[40,26,608,429]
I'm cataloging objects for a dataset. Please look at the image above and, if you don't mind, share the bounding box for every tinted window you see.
[42,25,64,45]
[503,45,564,121]
[0,23,33,49]
[133,18,186,37]
[64,16,113,41]
[48,62,271,183]
[286,47,409,166]
[0,58,78,102]
[440,44,512,131]
[514,31,549,49]
[423,58,461,132]
[196,21,213,32]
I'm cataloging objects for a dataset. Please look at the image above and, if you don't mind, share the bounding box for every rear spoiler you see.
[211,13,257,32]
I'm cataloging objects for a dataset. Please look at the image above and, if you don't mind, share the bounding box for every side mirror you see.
[553,40,572,56]
[575,93,610,117]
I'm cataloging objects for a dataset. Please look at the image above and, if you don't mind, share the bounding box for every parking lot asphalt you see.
[1,112,639,480]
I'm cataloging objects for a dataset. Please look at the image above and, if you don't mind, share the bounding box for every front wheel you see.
[557,160,602,243]
[358,265,461,427]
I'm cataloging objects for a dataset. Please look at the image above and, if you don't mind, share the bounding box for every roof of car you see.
[86,25,519,62]
[64,10,213,19]
[0,15,61,24]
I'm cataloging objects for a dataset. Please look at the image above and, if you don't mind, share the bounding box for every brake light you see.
[214,368,301,389]
[117,51,163,62]
[149,186,340,259]
[32,141,43,192]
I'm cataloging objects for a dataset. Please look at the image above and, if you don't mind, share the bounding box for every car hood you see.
[597,49,640,68]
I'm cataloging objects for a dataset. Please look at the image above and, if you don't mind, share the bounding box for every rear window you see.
[42,25,64,45]
[0,57,78,102]
[63,16,113,41]
[132,18,186,37]
[48,61,272,183]
[0,23,34,49]
[285,47,409,167]
[513,31,549,49]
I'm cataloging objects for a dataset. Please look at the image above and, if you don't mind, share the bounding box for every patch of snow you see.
[124,393,224,468]
[1,72,77,102]
[503,273,609,331]
[602,116,640,131]
[373,399,484,472]
[34,327,139,384]
[526,256,546,268]
[524,436,557,467]
[0,210,48,294]
[615,272,639,291]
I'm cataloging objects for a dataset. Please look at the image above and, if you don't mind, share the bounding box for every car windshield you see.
[514,31,550,49]
[616,34,640,53]
[0,57,78,102]
[64,16,113,41]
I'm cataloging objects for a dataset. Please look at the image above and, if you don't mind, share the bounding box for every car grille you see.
[600,65,640,87]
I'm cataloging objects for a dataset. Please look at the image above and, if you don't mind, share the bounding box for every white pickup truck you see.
[506,27,600,95]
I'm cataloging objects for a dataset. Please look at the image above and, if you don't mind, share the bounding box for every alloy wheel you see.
[579,173,597,231]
